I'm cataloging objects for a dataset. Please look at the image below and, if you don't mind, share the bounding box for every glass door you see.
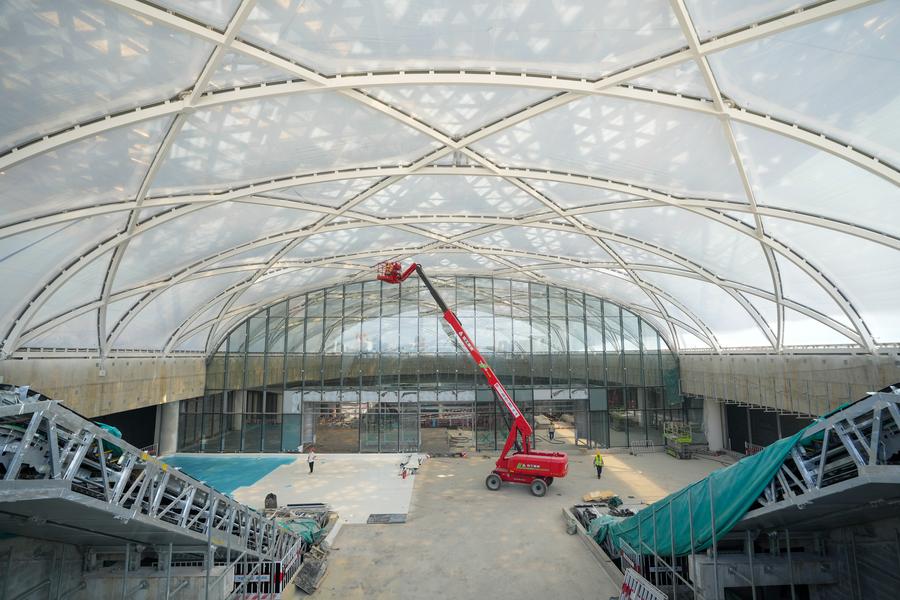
[360,390,380,452]
[399,391,419,452]
[379,391,400,452]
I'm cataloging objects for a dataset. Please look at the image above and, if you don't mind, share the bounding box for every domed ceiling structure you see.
[0,0,897,357]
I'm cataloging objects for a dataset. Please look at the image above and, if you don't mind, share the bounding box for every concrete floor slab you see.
[173,446,724,598]
[289,445,721,600]
[231,453,421,524]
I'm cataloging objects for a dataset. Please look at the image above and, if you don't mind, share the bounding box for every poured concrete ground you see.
[230,453,420,524]
[285,445,723,600]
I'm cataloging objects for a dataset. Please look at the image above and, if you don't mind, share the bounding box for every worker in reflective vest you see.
[593,451,604,479]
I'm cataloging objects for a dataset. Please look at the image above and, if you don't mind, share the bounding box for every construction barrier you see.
[619,568,667,600]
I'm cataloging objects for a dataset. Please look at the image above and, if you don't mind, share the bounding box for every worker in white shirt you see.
[307,448,316,474]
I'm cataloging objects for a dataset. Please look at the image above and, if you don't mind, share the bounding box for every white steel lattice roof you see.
[0,0,898,357]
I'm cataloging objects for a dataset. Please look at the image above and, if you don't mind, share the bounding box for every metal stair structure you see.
[0,387,304,565]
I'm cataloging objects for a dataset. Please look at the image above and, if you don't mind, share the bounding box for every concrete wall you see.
[703,396,724,452]
[0,537,84,599]
[680,352,900,416]
[813,516,900,600]
[0,356,205,417]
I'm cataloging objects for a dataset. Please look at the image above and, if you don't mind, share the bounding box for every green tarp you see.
[276,518,323,545]
[96,422,124,458]
[590,429,806,556]
[663,369,682,406]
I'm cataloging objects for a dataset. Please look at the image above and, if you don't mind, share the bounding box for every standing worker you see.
[593,451,604,479]
[549,422,556,441]
[307,448,316,474]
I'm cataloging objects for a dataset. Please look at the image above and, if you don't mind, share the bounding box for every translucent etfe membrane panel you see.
[205,242,284,270]
[683,0,808,38]
[539,268,657,310]
[709,2,900,165]
[104,297,139,334]
[782,307,856,346]
[22,309,98,349]
[581,206,774,291]
[764,217,900,344]
[113,202,321,292]
[172,325,212,352]
[502,255,549,268]
[137,205,181,223]
[205,50,297,91]
[358,175,544,217]
[472,95,747,201]
[746,294,778,333]
[605,241,686,270]
[410,223,485,238]
[31,250,113,326]
[405,253,503,273]
[365,85,553,137]
[112,272,247,350]
[286,226,430,260]
[522,179,642,209]
[626,59,710,98]
[187,297,229,333]
[774,254,850,327]
[150,92,441,195]
[0,213,125,329]
[733,122,900,237]
[0,117,170,227]
[265,177,384,208]
[0,0,213,151]
[674,324,711,349]
[240,0,685,78]
[660,297,703,332]
[471,226,614,263]
[231,267,351,311]
[640,271,772,348]
[151,0,242,30]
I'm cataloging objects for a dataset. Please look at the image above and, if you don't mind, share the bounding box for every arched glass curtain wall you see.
[182,277,694,453]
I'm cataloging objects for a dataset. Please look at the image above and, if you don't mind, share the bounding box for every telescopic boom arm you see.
[378,262,533,458]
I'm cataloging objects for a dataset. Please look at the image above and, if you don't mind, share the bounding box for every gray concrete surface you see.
[232,453,421,524]
[294,444,720,600]
[681,352,900,415]
[0,356,205,416]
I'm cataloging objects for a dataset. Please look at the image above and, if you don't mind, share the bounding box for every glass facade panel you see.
[185,278,682,452]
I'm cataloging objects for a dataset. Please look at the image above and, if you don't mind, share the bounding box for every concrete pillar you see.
[158,401,179,456]
[704,396,724,452]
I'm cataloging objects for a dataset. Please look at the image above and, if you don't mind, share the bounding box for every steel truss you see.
[0,396,302,563]
[592,388,900,599]
[747,389,900,517]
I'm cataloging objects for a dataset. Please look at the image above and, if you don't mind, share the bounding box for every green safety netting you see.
[589,429,806,557]
[276,518,324,545]
[663,369,682,407]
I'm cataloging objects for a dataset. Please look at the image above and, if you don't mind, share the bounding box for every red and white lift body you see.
[378,262,568,496]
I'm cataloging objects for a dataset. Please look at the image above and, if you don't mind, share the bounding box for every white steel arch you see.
[1,0,897,359]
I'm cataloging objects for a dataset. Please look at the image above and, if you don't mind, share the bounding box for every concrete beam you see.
[0,356,205,417]
[680,352,900,416]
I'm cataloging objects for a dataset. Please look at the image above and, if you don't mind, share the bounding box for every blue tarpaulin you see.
[163,454,294,495]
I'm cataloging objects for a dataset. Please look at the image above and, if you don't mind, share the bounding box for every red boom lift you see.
[378,262,568,496]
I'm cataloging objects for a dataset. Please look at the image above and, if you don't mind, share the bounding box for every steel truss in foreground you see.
[0,392,302,562]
